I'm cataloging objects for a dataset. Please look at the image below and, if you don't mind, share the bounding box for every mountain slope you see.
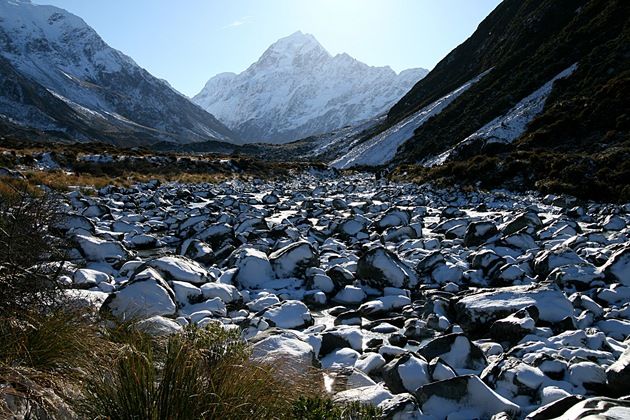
[339,0,628,201]
[193,31,428,143]
[0,0,238,145]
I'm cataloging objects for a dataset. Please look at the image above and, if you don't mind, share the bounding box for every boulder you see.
[414,375,520,419]
[357,247,417,289]
[382,354,431,394]
[270,241,318,279]
[259,300,313,329]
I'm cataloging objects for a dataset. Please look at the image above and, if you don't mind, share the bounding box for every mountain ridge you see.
[0,0,240,146]
[193,31,428,143]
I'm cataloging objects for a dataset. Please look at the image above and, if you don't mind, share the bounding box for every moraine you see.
[56,172,630,419]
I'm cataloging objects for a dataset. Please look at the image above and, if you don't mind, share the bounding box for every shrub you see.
[291,396,382,420]
[0,177,67,313]
[80,324,318,420]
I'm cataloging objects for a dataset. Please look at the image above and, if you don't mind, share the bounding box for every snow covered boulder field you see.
[56,173,630,418]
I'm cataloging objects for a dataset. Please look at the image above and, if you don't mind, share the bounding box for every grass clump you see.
[292,396,382,420]
[80,324,321,420]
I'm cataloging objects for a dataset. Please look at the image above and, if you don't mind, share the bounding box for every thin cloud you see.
[223,16,252,29]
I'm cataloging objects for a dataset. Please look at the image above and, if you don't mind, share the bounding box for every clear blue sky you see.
[33,0,502,97]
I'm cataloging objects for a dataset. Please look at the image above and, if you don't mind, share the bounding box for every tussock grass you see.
[80,324,322,420]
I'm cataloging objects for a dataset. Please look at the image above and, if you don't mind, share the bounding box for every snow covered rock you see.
[147,256,210,285]
[606,347,630,396]
[414,375,520,419]
[382,354,431,394]
[455,284,573,333]
[464,221,498,247]
[600,246,630,286]
[75,235,130,263]
[251,330,317,374]
[270,241,318,279]
[259,300,313,329]
[417,333,487,371]
[103,269,176,320]
[232,247,275,289]
[357,247,417,289]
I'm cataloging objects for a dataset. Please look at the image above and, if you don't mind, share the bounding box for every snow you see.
[419,375,520,419]
[193,31,428,143]
[148,256,209,285]
[425,64,578,167]
[334,285,367,304]
[261,300,313,329]
[200,282,241,303]
[107,279,176,319]
[334,384,393,406]
[75,234,129,262]
[321,347,360,369]
[251,333,315,374]
[398,355,430,392]
[331,69,491,169]
[0,0,236,144]
[234,247,276,289]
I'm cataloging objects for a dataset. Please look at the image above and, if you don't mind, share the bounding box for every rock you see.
[321,347,361,369]
[73,268,112,288]
[270,241,318,279]
[602,215,626,231]
[357,247,418,289]
[417,333,487,371]
[378,393,423,419]
[489,309,537,345]
[568,361,607,390]
[524,395,584,420]
[260,300,313,329]
[333,384,393,406]
[356,352,386,375]
[455,284,573,333]
[358,295,411,317]
[251,330,317,374]
[600,246,630,286]
[103,268,176,319]
[232,247,275,289]
[464,221,498,247]
[75,234,130,263]
[171,281,203,307]
[382,354,431,394]
[320,326,364,355]
[334,286,367,305]
[148,256,210,285]
[200,282,241,304]
[500,211,543,236]
[415,375,520,419]
[606,347,630,396]
[135,316,182,336]
[538,397,630,419]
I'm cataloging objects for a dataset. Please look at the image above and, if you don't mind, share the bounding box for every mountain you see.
[0,0,238,145]
[333,0,630,201]
[193,31,428,143]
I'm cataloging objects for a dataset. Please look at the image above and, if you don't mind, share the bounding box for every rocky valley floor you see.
[38,172,630,419]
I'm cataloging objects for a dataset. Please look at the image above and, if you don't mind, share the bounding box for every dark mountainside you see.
[387,0,630,201]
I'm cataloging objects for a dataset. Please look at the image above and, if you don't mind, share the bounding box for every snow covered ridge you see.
[0,0,237,145]
[424,64,579,167]
[331,69,492,169]
[54,173,630,418]
[193,31,428,144]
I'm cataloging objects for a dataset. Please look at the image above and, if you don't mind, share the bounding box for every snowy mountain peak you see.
[256,31,330,70]
[0,0,238,145]
[194,32,429,143]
